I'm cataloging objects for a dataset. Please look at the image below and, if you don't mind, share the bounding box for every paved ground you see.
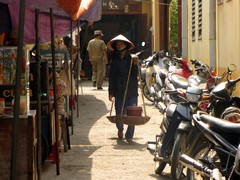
[42,79,172,180]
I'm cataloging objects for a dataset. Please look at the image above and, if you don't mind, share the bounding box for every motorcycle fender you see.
[176,103,192,120]
[140,68,146,81]
[166,103,177,118]
[166,81,175,91]
[155,74,163,88]
[177,121,191,133]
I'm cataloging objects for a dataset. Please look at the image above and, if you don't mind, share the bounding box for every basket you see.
[107,115,151,125]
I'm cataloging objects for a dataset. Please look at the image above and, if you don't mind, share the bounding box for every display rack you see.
[0,46,30,115]
[0,46,37,179]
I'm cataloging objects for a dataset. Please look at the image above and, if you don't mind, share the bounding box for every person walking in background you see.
[87,30,108,89]
[107,34,139,142]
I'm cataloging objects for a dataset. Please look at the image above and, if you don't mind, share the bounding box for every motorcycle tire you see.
[143,83,154,102]
[171,132,187,180]
[187,143,218,180]
[155,134,167,175]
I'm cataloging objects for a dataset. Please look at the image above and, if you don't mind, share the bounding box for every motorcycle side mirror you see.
[228,64,237,72]
[226,64,237,81]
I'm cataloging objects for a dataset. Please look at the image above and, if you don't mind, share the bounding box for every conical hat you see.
[107,34,134,51]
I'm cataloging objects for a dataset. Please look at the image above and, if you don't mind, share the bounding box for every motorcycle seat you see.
[200,114,240,134]
[169,73,189,89]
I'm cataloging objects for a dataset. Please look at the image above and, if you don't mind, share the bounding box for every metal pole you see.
[70,20,74,135]
[35,8,42,180]
[77,20,80,117]
[10,0,25,179]
[50,8,60,175]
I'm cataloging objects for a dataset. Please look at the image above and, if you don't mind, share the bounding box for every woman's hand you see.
[131,55,139,65]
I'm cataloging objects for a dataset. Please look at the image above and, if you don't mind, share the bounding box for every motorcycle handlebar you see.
[227,77,240,89]
[164,89,178,94]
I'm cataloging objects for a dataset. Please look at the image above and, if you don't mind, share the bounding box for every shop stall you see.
[0,0,102,179]
[0,46,38,179]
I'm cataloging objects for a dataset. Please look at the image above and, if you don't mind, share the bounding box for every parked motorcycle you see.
[147,64,239,179]
[140,51,166,102]
[157,59,215,113]
[170,65,240,179]
[147,86,208,176]
[184,112,240,179]
[207,64,240,117]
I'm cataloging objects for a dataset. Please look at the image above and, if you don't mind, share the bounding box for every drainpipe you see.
[209,1,216,70]
[181,0,188,60]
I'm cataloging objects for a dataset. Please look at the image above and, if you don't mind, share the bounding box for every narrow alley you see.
[42,79,171,180]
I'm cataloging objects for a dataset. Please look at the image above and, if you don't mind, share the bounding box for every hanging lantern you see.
[56,0,80,20]
[56,0,94,21]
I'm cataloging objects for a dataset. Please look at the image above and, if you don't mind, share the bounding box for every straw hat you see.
[107,34,134,51]
[94,30,103,36]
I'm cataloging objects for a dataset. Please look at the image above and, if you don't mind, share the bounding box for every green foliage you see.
[169,0,179,54]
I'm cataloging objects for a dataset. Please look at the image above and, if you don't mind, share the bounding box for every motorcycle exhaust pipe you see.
[179,154,211,178]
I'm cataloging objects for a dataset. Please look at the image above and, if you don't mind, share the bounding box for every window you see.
[192,0,196,41]
[198,0,202,40]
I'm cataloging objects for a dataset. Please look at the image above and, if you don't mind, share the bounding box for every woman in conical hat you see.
[107,34,134,52]
[108,34,139,142]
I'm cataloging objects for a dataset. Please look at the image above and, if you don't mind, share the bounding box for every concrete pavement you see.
[42,79,171,180]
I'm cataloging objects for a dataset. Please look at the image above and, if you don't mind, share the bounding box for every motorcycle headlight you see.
[186,86,203,103]
[186,93,201,103]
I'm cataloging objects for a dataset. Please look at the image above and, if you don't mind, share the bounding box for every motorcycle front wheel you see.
[171,132,187,180]
[143,84,154,102]
[155,158,167,175]
[155,133,167,175]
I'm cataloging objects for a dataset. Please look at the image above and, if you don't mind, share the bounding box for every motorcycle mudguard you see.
[176,103,192,120]
[155,73,163,88]
[161,111,180,158]
[160,103,177,131]
[160,103,192,158]
[166,103,177,117]
[177,121,191,133]
[140,68,146,82]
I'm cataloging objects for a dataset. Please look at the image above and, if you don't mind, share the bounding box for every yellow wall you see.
[217,0,240,96]
[142,0,152,26]
[152,0,160,51]
[187,0,240,95]
[187,0,210,65]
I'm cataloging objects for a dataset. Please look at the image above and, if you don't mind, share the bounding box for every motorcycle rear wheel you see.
[187,143,219,180]
[143,84,154,102]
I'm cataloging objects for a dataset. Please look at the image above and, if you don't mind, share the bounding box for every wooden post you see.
[50,8,60,175]
[35,8,42,180]
[10,0,25,179]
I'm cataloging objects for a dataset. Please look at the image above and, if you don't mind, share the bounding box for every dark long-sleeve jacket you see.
[108,52,138,98]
